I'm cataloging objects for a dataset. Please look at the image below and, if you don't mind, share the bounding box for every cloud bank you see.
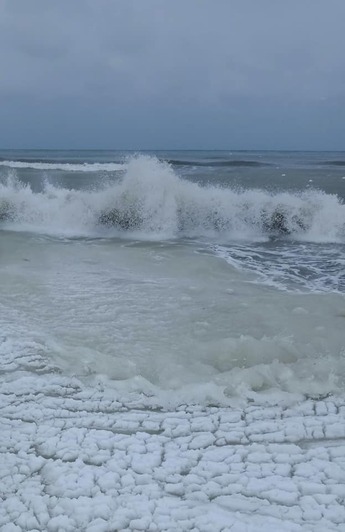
[0,0,344,149]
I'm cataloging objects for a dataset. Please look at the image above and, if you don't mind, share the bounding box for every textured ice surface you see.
[1,346,345,531]
[2,382,345,530]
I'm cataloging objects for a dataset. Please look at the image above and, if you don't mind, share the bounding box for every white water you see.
[0,160,125,172]
[0,155,345,242]
[214,243,345,293]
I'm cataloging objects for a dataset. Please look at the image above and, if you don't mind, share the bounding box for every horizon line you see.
[1,148,345,153]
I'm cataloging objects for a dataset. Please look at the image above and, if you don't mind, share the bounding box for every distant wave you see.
[166,159,268,167]
[0,160,125,172]
[323,160,345,166]
[1,155,345,242]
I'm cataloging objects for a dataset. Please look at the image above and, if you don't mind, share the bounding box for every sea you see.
[1,150,345,407]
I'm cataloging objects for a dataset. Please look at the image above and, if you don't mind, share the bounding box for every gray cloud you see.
[0,0,344,148]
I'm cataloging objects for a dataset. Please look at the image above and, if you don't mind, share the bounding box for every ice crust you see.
[1,368,345,532]
[1,341,345,531]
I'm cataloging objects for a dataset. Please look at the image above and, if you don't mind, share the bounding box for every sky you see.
[0,0,344,150]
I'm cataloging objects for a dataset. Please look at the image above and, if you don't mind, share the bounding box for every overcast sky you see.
[0,0,344,150]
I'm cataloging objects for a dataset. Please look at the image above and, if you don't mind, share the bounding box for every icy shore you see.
[1,366,345,532]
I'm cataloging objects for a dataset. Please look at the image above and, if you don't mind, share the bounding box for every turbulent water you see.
[1,150,345,406]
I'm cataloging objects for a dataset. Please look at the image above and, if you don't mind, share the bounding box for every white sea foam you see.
[0,160,125,172]
[214,242,345,293]
[0,155,345,243]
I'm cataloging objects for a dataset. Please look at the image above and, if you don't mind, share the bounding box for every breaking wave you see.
[0,160,125,172]
[1,155,345,242]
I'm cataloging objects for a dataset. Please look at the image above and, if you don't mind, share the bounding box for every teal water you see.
[1,151,345,405]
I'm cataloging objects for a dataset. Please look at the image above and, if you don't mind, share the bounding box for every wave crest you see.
[0,155,345,242]
[0,160,125,172]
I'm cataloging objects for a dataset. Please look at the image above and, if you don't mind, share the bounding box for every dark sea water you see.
[1,150,345,405]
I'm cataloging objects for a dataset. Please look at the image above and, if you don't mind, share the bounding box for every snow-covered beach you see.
[1,367,345,531]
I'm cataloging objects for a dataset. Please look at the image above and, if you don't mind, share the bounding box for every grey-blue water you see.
[1,150,345,405]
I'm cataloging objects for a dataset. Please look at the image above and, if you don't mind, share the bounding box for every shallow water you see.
[1,151,345,405]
